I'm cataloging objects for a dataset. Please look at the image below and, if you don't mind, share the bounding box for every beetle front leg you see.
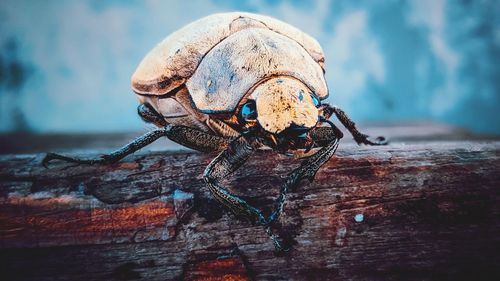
[267,130,342,225]
[321,103,388,145]
[203,137,266,222]
[203,137,289,251]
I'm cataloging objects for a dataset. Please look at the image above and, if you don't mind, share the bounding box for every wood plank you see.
[0,140,499,280]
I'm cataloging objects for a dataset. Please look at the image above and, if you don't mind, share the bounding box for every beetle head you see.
[238,77,321,152]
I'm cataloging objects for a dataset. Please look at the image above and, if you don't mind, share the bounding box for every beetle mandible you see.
[43,12,388,251]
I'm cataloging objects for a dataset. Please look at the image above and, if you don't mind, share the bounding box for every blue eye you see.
[240,101,257,120]
[311,94,321,107]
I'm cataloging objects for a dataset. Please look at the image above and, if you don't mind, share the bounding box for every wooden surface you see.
[0,125,499,280]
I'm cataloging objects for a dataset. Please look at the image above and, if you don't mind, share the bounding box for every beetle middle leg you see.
[43,125,229,166]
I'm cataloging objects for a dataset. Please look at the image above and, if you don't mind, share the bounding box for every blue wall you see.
[0,0,498,134]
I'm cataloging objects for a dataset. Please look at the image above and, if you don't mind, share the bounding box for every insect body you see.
[44,12,387,251]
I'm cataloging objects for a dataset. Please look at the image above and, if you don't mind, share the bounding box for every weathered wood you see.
[0,140,499,280]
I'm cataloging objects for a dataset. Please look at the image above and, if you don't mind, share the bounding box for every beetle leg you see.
[43,125,229,167]
[204,137,266,222]
[166,125,229,153]
[203,137,289,251]
[42,127,173,166]
[137,103,230,152]
[309,121,344,147]
[266,129,342,226]
[138,103,168,127]
[322,103,388,146]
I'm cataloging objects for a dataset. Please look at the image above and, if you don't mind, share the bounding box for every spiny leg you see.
[166,125,229,153]
[309,122,344,147]
[42,103,230,166]
[137,102,229,153]
[43,125,229,166]
[322,103,388,145]
[266,124,343,226]
[203,137,266,222]
[43,128,172,166]
[203,137,290,250]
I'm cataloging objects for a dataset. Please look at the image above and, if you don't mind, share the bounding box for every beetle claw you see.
[368,136,388,145]
[355,134,389,146]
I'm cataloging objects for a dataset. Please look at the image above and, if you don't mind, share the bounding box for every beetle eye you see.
[240,101,257,121]
[310,93,321,107]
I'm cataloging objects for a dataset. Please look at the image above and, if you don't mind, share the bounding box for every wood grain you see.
[1,140,499,280]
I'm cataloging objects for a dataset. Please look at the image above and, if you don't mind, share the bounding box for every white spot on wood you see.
[354,213,364,222]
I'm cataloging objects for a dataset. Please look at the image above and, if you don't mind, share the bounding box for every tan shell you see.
[187,28,327,113]
[253,77,319,134]
[131,12,325,96]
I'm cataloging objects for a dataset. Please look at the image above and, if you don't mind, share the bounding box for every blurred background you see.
[0,0,498,145]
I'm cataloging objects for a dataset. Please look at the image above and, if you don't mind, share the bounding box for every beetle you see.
[43,12,387,251]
